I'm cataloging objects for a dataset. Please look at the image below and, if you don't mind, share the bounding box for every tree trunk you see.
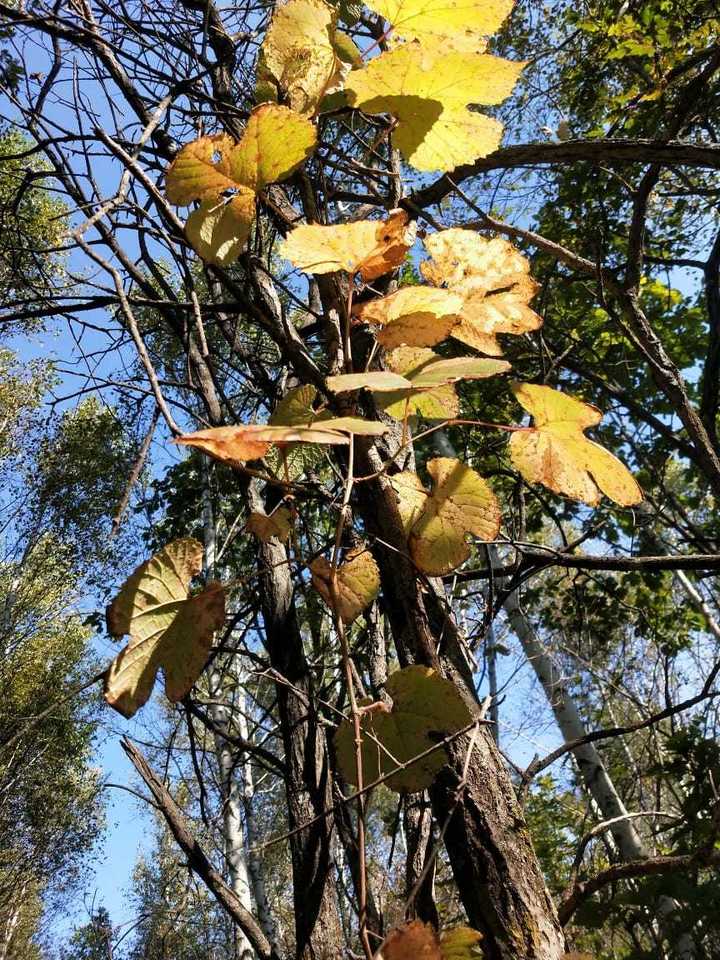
[248,485,343,960]
[354,440,566,960]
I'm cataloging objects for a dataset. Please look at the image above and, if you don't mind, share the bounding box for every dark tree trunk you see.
[250,488,343,960]
[353,441,567,960]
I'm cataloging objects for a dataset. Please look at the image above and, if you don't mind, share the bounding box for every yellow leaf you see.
[375,348,508,419]
[345,46,522,171]
[185,194,255,267]
[227,104,318,192]
[175,423,349,467]
[166,133,238,205]
[390,471,428,535]
[421,230,542,352]
[509,382,643,506]
[327,371,413,392]
[376,346,459,420]
[439,927,483,960]
[313,414,389,435]
[259,0,340,116]
[355,287,462,348]
[366,0,513,47]
[334,665,472,791]
[310,548,380,623]
[422,229,529,288]
[104,538,225,718]
[246,506,293,543]
[166,105,316,264]
[280,209,416,280]
[403,458,501,575]
[380,921,441,960]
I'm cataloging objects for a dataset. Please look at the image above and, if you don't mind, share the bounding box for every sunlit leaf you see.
[374,350,509,421]
[334,665,472,791]
[394,458,501,575]
[421,230,542,354]
[355,287,462,348]
[175,423,349,466]
[310,547,380,622]
[314,414,389,435]
[258,0,340,116]
[227,104,318,192]
[166,105,316,264]
[439,927,484,960]
[185,194,255,267]
[104,538,225,718]
[327,371,414,392]
[246,506,293,542]
[375,346,459,420]
[509,382,643,506]
[365,0,513,48]
[345,45,522,171]
[280,210,417,280]
[390,471,428,535]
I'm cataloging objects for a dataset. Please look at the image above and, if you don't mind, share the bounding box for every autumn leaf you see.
[104,538,225,718]
[326,371,414,392]
[310,547,380,623]
[334,665,472,791]
[280,210,416,280]
[374,347,509,420]
[392,458,501,575]
[258,0,341,116]
[345,45,522,171]
[185,194,255,267]
[509,382,643,506]
[246,506,293,543]
[376,346,458,420]
[355,287,462,348]
[166,105,316,264]
[270,384,319,426]
[439,928,484,960]
[380,921,441,960]
[364,0,513,49]
[422,230,542,354]
[175,423,350,466]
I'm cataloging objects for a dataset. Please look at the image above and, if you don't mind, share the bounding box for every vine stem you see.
[326,442,373,960]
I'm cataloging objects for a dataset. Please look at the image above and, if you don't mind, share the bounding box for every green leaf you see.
[334,665,472,791]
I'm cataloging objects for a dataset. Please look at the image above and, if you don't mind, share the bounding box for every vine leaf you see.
[439,927,484,960]
[104,538,225,718]
[393,458,501,575]
[375,347,509,420]
[246,507,293,543]
[327,371,414,392]
[175,423,350,466]
[310,548,380,623]
[345,45,522,171]
[257,0,344,116]
[355,287,462,348]
[185,195,256,267]
[280,210,416,280]
[334,665,472,791]
[376,347,459,420]
[363,0,513,50]
[421,230,542,355]
[269,383,389,435]
[166,104,316,264]
[270,384,319,425]
[509,382,643,506]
